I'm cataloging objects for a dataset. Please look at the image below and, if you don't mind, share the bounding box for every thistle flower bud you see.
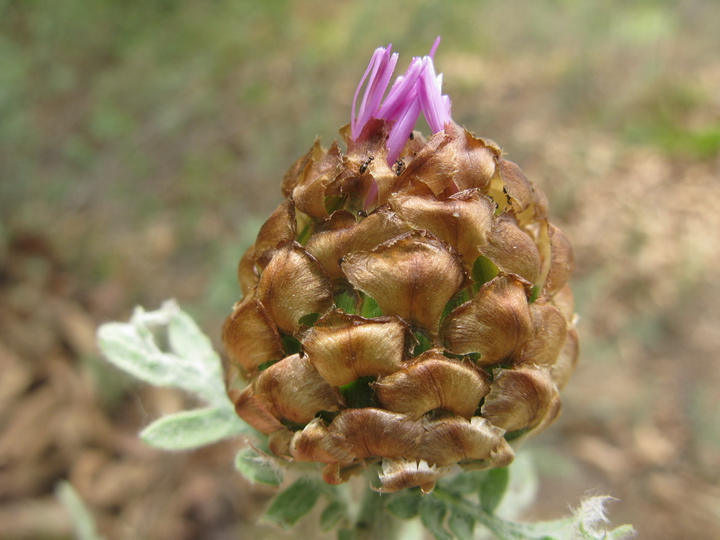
[224,39,577,493]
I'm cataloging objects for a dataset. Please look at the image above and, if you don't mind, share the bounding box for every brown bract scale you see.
[237,245,258,298]
[290,418,355,464]
[253,200,297,270]
[286,140,345,220]
[516,302,569,367]
[444,125,501,192]
[256,241,333,334]
[552,325,579,390]
[388,189,495,270]
[223,294,284,373]
[542,224,575,298]
[224,116,578,493]
[394,131,459,197]
[305,206,411,280]
[302,311,409,387]
[441,274,533,364]
[340,119,398,211]
[481,213,542,284]
[376,459,447,494]
[417,415,509,467]
[481,365,558,433]
[332,408,424,460]
[341,230,466,336]
[234,354,342,433]
[373,350,489,420]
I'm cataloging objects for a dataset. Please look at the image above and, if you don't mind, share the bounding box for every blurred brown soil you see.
[0,235,282,539]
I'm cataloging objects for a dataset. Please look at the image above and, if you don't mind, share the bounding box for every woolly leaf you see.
[265,477,324,528]
[320,500,348,531]
[479,466,510,514]
[386,488,422,519]
[140,407,251,450]
[419,496,452,540]
[97,301,231,407]
[448,510,475,540]
[235,447,284,486]
[436,487,636,540]
[55,481,106,540]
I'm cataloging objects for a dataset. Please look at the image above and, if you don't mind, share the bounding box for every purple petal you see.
[418,58,452,133]
[377,57,424,121]
[350,39,453,165]
[385,97,422,165]
[351,46,398,140]
[429,35,441,58]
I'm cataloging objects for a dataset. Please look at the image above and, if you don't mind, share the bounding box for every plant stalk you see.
[352,468,400,540]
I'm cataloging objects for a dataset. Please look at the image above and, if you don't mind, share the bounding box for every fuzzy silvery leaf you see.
[97,300,231,408]
[140,407,251,450]
[97,301,253,451]
[436,488,636,540]
[448,510,474,540]
[55,481,106,540]
[573,497,636,540]
[319,500,348,531]
[265,476,324,528]
[419,496,453,540]
[494,452,538,521]
[478,467,509,514]
[234,447,284,486]
[386,488,422,519]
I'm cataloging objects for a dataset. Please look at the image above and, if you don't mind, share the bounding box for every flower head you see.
[225,38,577,495]
[351,37,452,164]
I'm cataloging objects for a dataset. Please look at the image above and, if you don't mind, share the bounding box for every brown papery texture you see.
[225,120,577,492]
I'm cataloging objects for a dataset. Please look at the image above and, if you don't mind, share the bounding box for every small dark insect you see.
[409,132,414,140]
[394,159,406,176]
[357,210,368,218]
[359,155,374,174]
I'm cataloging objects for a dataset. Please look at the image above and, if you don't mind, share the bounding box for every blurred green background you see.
[1,0,719,539]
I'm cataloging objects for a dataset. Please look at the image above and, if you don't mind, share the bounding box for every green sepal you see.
[339,375,376,408]
[504,427,530,442]
[298,312,321,327]
[281,334,302,356]
[412,331,433,356]
[296,221,314,245]
[471,255,499,290]
[359,293,383,318]
[441,289,471,321]
[529,285,541,303]
[334,289,358,314]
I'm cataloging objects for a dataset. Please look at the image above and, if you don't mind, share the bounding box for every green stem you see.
[433,487,574,540]
[352,469,401,540]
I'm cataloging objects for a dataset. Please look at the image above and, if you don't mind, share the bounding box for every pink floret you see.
[351,38,453,165]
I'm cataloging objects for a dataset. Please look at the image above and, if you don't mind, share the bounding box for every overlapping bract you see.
[223,116,577,493]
